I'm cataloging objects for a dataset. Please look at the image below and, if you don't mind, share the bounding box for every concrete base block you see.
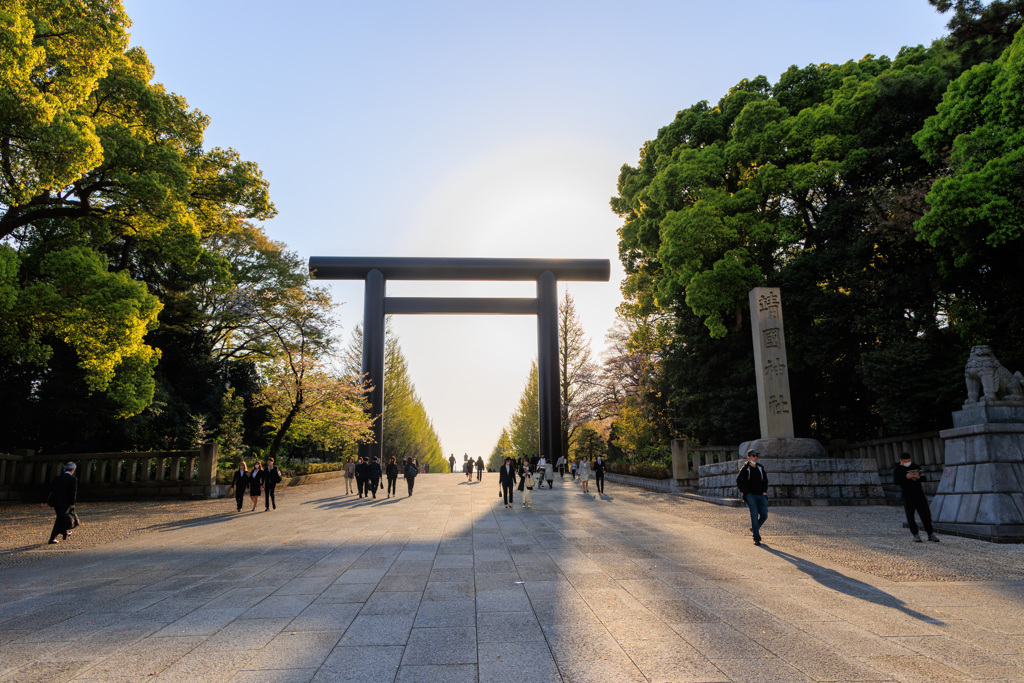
[697,454,885,504]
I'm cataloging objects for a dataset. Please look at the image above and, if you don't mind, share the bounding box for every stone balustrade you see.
[0,444,218,501]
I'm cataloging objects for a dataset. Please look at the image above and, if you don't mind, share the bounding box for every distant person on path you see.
[475,456,484,481]
[593,456,606,494]
[343,456,355,495]
[556,455,566,479]
[405,458,418,496]
[45,462,78,544]
[229,461,250,512]
[356,456,367,498]
[264,457,282,511]
[894,452,940,543]
[367,456,383,499]
[577,458,592,494]
[737,449,768,546]
[386,457,399,498]
[449,454,456,472]
[544,458,555,488]
[249,461,264,512]
[465,459,473,481]
[570,461,577,479]
[499,457,517,509]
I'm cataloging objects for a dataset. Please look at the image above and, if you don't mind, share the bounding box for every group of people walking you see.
[229,457,283,512]
[342,455,419,499]
[463,456,485,481]
[495,455,607,509]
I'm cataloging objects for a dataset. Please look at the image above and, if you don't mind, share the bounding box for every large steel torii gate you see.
[308,257,610,464]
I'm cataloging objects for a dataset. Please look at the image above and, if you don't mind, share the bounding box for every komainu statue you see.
[965,345,1024,403]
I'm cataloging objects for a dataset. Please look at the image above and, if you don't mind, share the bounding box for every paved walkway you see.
[2,473,1024,682]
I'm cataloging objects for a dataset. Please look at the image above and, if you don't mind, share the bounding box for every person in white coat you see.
[577,458,592,494]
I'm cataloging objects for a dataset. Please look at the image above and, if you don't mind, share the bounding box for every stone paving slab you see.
[3,473,1024,680]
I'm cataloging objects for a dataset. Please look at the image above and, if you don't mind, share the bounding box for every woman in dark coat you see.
[249,461,264,511]
[499,457,517,509]
[229,461,250,512]
[405,458,418,496]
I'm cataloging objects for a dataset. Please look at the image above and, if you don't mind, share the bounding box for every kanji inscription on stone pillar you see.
[749,287,795,439]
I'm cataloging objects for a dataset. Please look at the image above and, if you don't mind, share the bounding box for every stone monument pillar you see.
[741,287,824,459]
[931,345,1024,542]
[697,288,885,505]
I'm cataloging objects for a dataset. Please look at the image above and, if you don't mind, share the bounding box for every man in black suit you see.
[499,457,517,509]
[366,456,382,499]
[355,456,367,498]
[264,457,283,510]
[593,457,607,494]
[46,462,78,544]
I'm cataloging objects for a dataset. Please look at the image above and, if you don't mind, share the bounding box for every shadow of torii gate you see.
[309,257,610,464]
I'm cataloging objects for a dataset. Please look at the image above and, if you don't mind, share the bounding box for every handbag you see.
[66,508,80,529]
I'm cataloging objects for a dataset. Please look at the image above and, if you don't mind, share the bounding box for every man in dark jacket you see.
[499,457,517,509]
[355,456,367,498]
[405,458,418,496]
[894,452,939,542]
[366,456,382,499]
[593,457,607,494]
[264,457,282,511]
[736,450,768,546]
[46,462,78,544]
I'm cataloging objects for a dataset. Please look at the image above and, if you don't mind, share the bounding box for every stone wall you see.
[699,458,887,505]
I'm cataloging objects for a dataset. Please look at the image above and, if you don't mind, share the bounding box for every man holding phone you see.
[894,452,939,543]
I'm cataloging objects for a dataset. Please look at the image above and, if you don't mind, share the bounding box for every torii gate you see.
[308,257,610,463]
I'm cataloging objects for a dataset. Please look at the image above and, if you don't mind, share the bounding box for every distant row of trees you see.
[0,1,446,468]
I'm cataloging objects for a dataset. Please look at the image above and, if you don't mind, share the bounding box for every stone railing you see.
[830,431,944,496]
[671,439,741,491]
[0,444,219,502]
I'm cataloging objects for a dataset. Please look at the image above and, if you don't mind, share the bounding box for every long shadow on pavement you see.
[761,545,944,624]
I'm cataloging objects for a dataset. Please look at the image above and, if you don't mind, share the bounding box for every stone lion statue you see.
[965,345,1024,403]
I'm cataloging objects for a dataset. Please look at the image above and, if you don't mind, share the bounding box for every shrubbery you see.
[606,462,672,480]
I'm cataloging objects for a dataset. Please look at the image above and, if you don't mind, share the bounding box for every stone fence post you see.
[198,443,218,489]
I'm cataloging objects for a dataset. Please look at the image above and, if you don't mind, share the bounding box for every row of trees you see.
[605,0,1024,448]
[0,1,445,468]
[341,324,450,473]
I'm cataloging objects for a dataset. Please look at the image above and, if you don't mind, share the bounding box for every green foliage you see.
[488,428,513,471]
[508,362,540,458]
[569,424,606,462]
[612,41,975,442]
[217,387,246,463]
[605,461,672,480]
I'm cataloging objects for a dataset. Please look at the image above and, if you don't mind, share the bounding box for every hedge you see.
[605,462,672,480]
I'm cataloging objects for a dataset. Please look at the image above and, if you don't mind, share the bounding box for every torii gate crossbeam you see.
[308,257,610,464]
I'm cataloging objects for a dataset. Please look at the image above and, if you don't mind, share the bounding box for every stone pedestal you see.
[931,401,1024,542]
[698,456,886,505]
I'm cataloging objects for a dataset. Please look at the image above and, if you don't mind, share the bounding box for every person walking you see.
[475,456,484,481]
[386,457,399,498]
[249,460,264,512]
[536,456,548,488]
[449,454,456,472]
[593,456,607,494]
[556,455,566,479]
[466,458,474,481]
[405,458,418,496]
[894,452,940,542]
[544,459,554,488]
[264,457,282,511]
[518,459,532,505]
[499,457,517,509]
[577,458,592,494]
[367,456,382,499]
[737,449,768,546]
[522,466,535,508]
[229,461,250,512]
[45,462,78,544]
[570,460,577,479]
[343,456,355,495]
[356,456,367,498]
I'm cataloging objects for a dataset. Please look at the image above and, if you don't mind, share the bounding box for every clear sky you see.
[122,0,951,461]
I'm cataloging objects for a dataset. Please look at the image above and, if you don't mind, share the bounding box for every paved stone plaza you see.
[2,474,1024,682]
